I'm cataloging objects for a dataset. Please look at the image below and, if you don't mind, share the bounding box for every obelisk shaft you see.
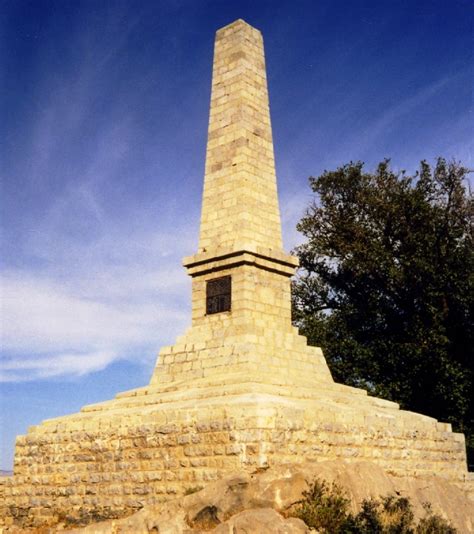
[198,20,283,254]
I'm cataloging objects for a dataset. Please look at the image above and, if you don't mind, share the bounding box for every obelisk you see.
[198,19,283,254]
[150,19,334,388]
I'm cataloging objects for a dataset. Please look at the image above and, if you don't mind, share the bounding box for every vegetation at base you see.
[292,158,473,465]
[292,478,457,533]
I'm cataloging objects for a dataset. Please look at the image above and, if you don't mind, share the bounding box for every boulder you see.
[212,508,310,533]
[51,460,474,533]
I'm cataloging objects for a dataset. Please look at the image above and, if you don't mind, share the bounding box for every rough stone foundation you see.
[1,372,472,528]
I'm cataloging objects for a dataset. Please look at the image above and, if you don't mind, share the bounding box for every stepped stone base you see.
[1,338,472,529]
[2,271,472,530]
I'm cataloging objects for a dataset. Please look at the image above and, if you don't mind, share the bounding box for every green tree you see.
[292,158,474,464]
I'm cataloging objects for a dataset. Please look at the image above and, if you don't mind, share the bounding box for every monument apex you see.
[199,19,283,253]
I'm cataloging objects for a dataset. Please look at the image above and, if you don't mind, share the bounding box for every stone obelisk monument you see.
[152,20,332,394]
[150,19,331,391]
[1,19,472,530]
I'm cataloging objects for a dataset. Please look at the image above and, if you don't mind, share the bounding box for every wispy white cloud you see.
[0,351,117,382]
[1,269,187,349]
[0,8,202,384]
[0,243,191,382]
[280,190,313,251]
[1,175,194,382]
[274,66,471,195]
[348,73,460,158]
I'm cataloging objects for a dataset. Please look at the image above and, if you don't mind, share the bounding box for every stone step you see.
[35,388,444,438]
[78,379,380,416]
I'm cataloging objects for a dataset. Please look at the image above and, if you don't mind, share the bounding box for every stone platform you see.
[1,329,472,528]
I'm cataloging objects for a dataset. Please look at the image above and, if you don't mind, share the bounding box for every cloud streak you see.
[0,351,117,382]
[0,239,191,382]
[2,270,187,350]
[348,72,464,158]
[1,7,204,384]
[1,178,194,382]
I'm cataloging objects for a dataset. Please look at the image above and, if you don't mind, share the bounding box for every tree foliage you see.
[292,159,474,463]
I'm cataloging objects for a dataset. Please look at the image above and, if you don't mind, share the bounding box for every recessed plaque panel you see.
[206,276,231,314]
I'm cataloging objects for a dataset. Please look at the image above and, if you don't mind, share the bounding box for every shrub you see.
[294,478,355,532]
[416,503,457,534]
[352,494,414,533]
[292,478,457,534]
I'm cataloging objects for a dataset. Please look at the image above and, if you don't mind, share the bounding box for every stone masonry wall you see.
[0,397,470,529]
[199,20,282,253]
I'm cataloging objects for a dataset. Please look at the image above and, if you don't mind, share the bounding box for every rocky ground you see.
[3,460,473,533]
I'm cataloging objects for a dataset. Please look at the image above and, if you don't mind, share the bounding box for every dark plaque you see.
[206,276,231,314]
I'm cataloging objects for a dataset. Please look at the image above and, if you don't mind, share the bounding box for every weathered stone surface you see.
[212,508,310,534]
[197,18,283,254]
[23,461,472,533]
[2,389,472,530]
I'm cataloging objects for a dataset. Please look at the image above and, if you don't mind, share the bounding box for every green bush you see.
[416,503,457,534]
[294,479,355,532]
[292,478,457,534]
[352,494,414,533]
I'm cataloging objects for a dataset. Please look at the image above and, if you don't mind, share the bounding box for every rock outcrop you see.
[15,460,467,533]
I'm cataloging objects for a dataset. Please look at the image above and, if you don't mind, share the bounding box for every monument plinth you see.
[1,19,472,530]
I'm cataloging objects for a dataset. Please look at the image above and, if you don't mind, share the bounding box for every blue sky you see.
[1,0,472,469]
